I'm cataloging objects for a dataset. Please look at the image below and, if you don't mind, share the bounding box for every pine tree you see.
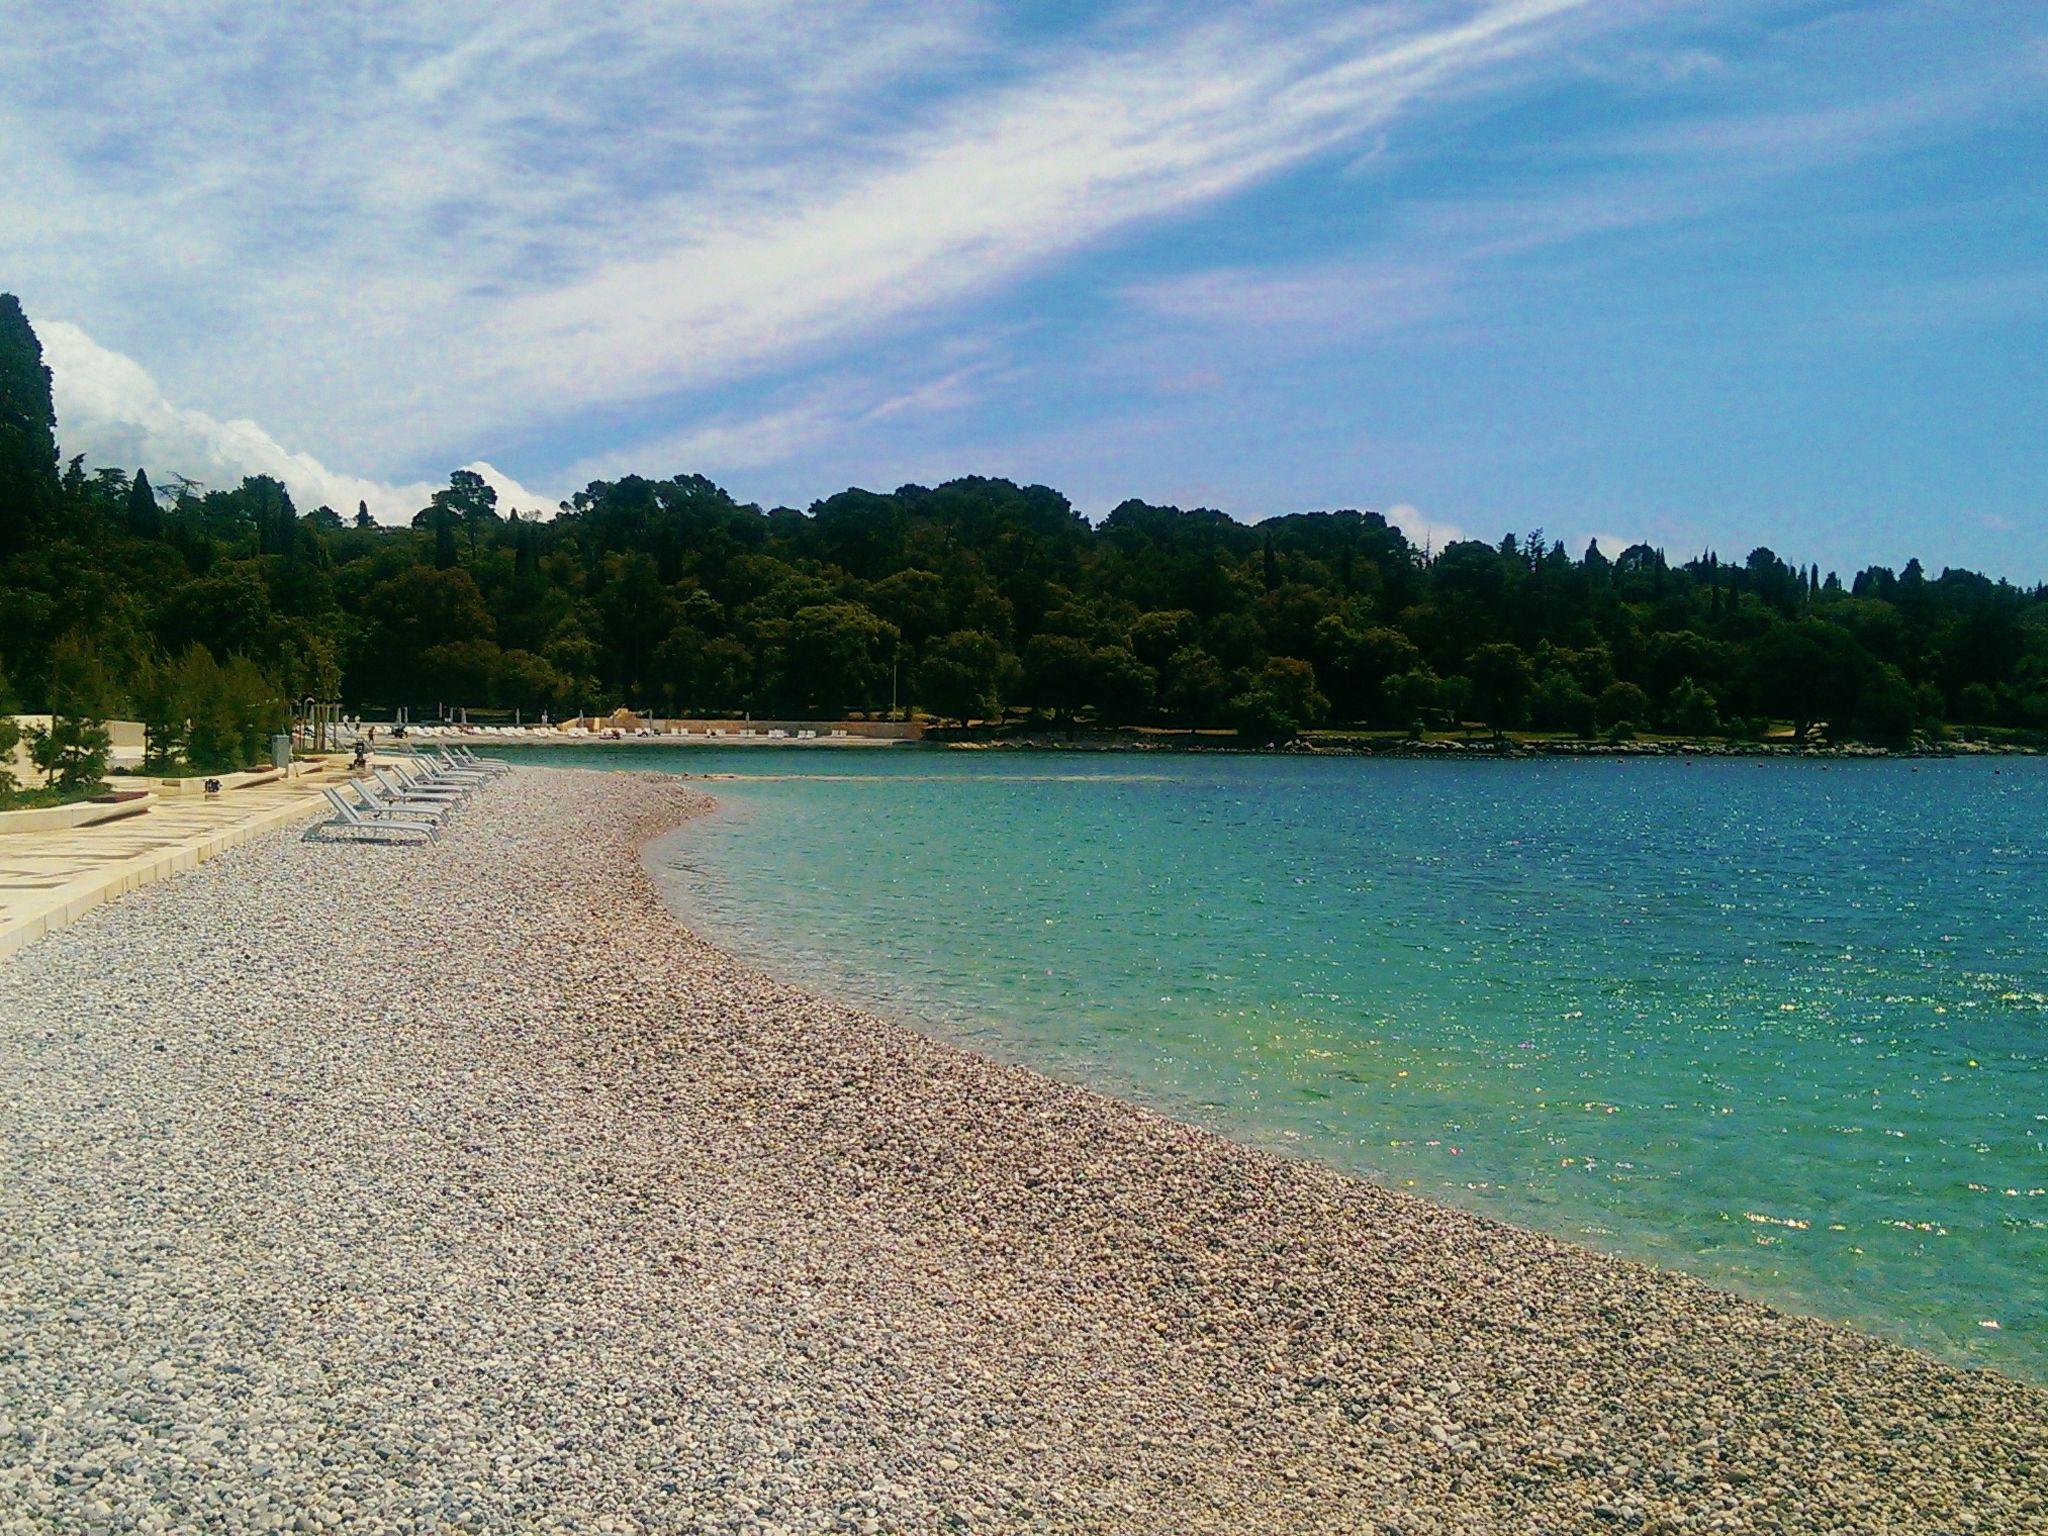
[355,499,374,530]
[127,467,161,538]
[0,294,59,552]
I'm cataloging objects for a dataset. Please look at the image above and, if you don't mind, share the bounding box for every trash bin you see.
[272,733,292,770]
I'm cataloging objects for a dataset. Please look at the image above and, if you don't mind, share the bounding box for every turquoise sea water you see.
[515,746,2047,1379]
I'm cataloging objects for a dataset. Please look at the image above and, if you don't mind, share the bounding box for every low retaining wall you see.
[0,793,157,837]
[144,761,330,797]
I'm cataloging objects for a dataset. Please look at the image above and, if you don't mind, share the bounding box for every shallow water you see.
[511,745,2047,1379]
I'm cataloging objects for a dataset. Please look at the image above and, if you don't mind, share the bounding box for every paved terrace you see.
[0,770,338,962]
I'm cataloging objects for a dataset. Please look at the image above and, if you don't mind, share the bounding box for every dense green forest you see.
[3,294,2045,784]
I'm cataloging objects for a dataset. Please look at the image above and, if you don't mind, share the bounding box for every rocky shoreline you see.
[2,766,2043,1534]
[948,734,2042,759]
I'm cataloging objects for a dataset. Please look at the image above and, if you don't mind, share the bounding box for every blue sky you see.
[2,0,2043,577]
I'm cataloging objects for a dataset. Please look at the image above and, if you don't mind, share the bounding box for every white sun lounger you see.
[417,749,490,784]
[396,754,486,790]
[358,775,458,822]
[447,744,511,775]
[308,786,436,843]
[372,766,464,807]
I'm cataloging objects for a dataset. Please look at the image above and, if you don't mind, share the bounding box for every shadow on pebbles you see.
[1,767,2043,1535]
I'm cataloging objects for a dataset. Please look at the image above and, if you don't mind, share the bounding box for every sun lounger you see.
[373,765,464,803]
[346,780,447,825]
[446,744,510,775]
[400,747,484,779]
[308,786,436,843]
[390,756,483,794]
[425,750,493,785]
[360,773,460,820]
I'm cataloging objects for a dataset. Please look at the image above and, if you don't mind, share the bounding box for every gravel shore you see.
[3,766,2043,1535]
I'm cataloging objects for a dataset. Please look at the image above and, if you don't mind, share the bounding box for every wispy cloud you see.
[0,0,1603,486]
[558,361,993,491]
[497,0,1600,419]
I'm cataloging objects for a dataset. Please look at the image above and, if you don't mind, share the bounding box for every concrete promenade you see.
[0,769,336,962]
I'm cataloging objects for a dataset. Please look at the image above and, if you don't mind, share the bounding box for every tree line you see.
[3,292,2045,792]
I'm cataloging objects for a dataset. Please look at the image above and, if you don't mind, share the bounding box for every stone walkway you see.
[0,770,337,962]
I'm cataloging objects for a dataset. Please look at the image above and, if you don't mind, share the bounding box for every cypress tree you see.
[355,499,374,530]
[0,294,59,552]
[127,467,161,538]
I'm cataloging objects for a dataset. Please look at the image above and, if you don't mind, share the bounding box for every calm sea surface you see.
[512,746,2046,1379]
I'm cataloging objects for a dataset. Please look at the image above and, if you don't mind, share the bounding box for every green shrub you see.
[27,634,118,796]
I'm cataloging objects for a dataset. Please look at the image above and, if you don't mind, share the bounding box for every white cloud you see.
[1386,502,1471,554]
[39,321,554,523]
[0,0,1603,483]
[497,0,1598,420]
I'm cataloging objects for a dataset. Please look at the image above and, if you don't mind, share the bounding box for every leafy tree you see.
[1745,619,1869,740]
[1530,671,1596,735]
[1024,633,1098,725]
[1956,681,1999,724]
[157,568,274,659]
[1851,664,1921,744]
[1596,681,1652,732]
[1232,656,1327,744]
[417,640,503,708]
[496,649,575,715]
[1161,647,1232,728]
[694,637,755,712]
[1466,642,1535,730]
[1666,676,1722,737]
[1129,609,1197,670]
[787,602,898,715]
[920,629,1009,726]
[1385,668,1444,727]
[1090,646,1156,724]
[1314,619,1420,723]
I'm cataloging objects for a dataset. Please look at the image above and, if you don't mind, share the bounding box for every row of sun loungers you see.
[307,747,509,846]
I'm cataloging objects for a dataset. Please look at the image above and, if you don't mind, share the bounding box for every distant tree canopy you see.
[1,296,2044,747]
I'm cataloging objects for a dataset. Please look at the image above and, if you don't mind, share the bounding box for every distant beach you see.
[397,721,2041,760]
[2,765,2044,1534]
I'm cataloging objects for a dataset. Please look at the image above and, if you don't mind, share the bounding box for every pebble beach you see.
[2,767,2043,1535]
